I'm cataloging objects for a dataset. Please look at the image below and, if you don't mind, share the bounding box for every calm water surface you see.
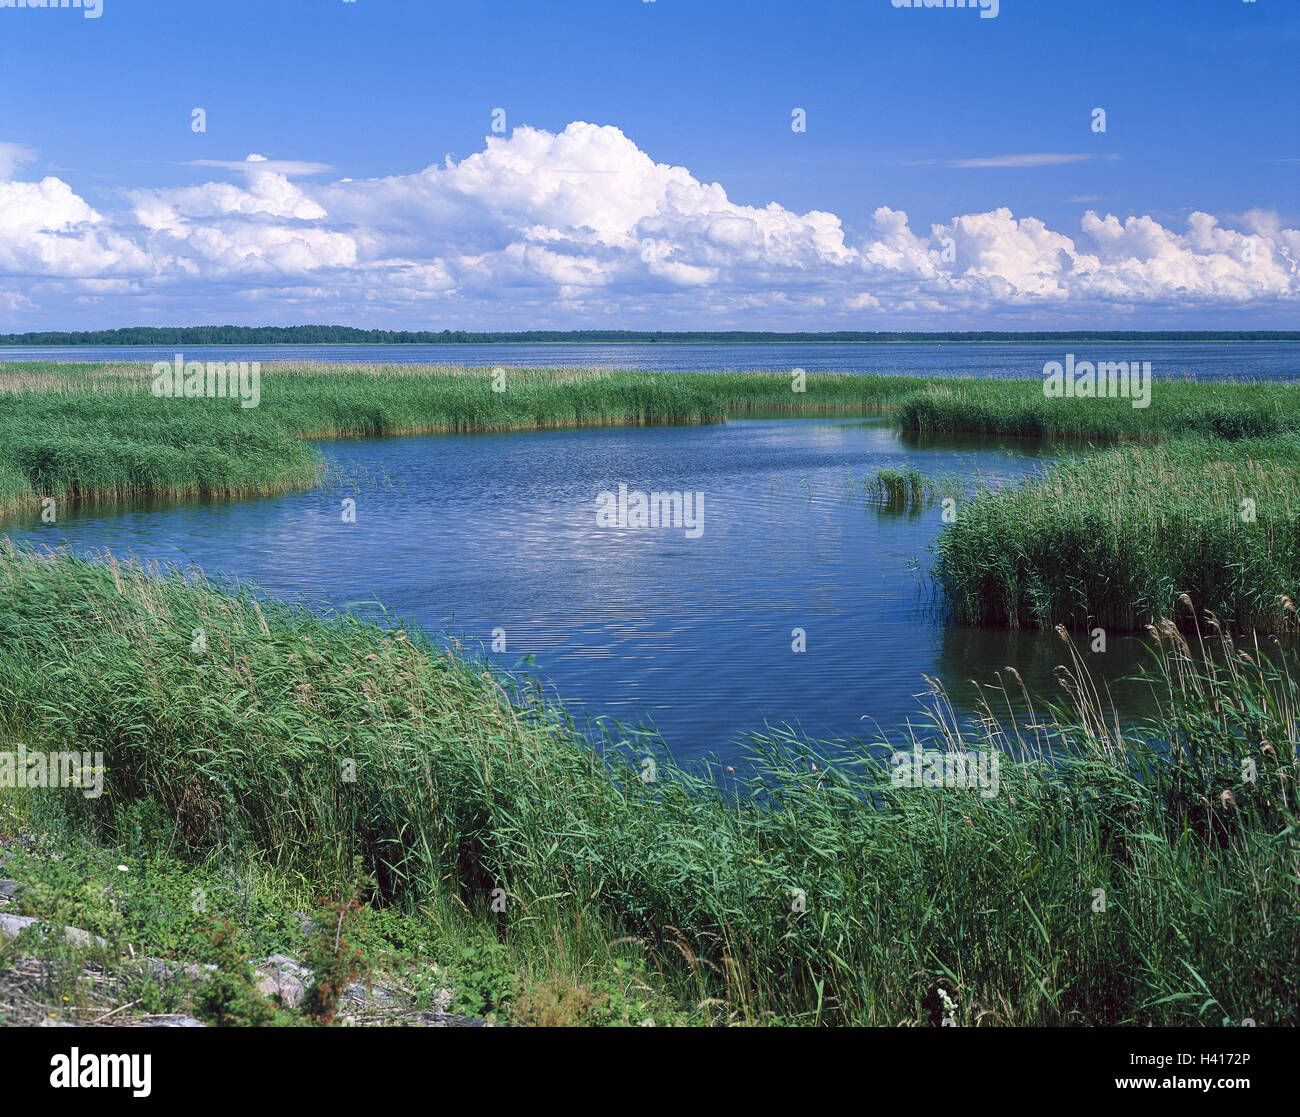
[2,340,1298,382]
[1,416,1165,765]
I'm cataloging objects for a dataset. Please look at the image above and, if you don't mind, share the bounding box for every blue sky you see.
[0,0,1297,330]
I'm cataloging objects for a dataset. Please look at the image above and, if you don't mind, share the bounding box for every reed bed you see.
[6,361,1300,636]
[3,361,1295,519]
[0,362,923,516]
[936,437,1300,632]
[896,378,1300,441]
[1,542,1294,1025]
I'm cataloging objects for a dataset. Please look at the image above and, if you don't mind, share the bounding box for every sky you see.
[0,0,1297,331]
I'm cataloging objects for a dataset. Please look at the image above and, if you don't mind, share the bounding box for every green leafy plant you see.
[444,942,517,1020]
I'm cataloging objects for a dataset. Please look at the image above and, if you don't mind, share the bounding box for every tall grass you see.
[896,378,1300,441]
[936,437,1300,632]
[0,362,925,516]
[3,361,1297,519]
[1,542,1294,1025]
[858,467,970,509]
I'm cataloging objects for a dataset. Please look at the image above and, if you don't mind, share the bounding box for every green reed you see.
[0,362,924,516]
[3,361,1295,521]
[895,377,1300,441]
[936,436,1300,632]
[0,542,1294,1026]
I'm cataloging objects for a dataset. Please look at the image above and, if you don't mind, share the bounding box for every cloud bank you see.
[1,122,1295,329]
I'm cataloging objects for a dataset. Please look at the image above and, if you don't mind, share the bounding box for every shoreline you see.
[1,541,1294,1026]
[2,362,1298,632]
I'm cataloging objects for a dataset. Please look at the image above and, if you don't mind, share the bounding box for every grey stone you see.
[141,957,217,982]
[140,1014,206,1028]
[254,953,312,1008]
[0,913,105,948]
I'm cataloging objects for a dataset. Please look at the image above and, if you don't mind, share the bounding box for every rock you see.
[254,953,312,1009]
[141,958,217,982]
[0,833,36,851]
[0,913,105,948]
[139,1015,206,1028]
[335,977,487,1026]
[433,1012,487,1027]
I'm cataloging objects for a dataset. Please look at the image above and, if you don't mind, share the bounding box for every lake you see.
[3,340,1299,382]
[5,339,1295,765]
[0,414,1166,766]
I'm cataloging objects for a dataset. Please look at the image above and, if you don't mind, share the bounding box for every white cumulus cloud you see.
[0,122,1295,328]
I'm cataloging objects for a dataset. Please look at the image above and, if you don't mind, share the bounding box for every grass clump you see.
[872,467,928,505]
[862,466,968,509]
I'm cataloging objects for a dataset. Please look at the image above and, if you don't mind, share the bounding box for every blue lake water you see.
[5,340,1296,764]
[0,416,1164,766]
[2,340,1299,381]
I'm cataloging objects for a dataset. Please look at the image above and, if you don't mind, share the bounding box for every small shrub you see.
[193,918,280,1028]
[302,875,372,1026]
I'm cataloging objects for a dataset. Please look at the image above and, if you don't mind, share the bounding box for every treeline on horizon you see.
[2,326,1297,345]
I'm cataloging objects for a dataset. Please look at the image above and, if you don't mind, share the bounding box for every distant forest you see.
[2,326,1297,345]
